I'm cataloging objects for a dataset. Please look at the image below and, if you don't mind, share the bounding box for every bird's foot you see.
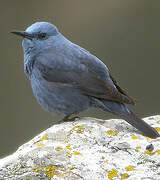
[56,115,79,124]
[62,115,79,122]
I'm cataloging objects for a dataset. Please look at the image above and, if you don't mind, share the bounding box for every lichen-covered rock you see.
[0,116,160,180]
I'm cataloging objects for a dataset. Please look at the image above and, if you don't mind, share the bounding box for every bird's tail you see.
[93,99,159,138]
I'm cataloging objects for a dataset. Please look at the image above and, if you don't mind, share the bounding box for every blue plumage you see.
[11,22,159,138]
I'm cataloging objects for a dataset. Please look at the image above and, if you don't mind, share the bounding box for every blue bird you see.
[11,22,159,138]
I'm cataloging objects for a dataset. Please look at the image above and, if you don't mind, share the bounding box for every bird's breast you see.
[30,68,91,115]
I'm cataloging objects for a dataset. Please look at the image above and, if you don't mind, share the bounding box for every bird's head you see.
[11,22,60,53]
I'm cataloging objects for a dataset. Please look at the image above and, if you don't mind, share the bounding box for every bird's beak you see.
[10,31,34,40]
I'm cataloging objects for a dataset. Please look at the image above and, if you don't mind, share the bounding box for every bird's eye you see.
[38,33,47,40]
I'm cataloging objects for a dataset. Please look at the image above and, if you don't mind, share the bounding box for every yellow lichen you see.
[102,156,108,163]
[144,150,155,156]
[131,136,138,140]
[38,143,44,147]
[154,127,160,132]
[121,173,130,179]
[107,168,118,179]
[72,126,85,134]
[66,152,72,158]
[135,146,141,152]
[106,130,117,136]
[67,131,72,137]
[58,139,63,142]
[65,140,69,143]
[125,166,135,171]
[34,141,38,145]
[102,156,105,159]
[73,126,85,130]
[41,135,47,141]
[70,165,75,170]
[55,147,63,151]
[142,134,152,140]
[66,144,72,150]
[73,151,83,156]
[25,177,29,180]
[33,165,64,178]
[146,137,152,140]
[156,150,160,155]
[34,135,47,145]
[157,120,160,124]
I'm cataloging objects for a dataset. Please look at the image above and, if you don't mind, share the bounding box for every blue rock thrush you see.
[11,22,159,138]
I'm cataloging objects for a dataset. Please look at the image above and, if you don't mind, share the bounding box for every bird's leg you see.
[63,115,71,121]
[62,115,79,122]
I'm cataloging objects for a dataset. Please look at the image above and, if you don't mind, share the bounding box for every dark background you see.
[1,0,160,158]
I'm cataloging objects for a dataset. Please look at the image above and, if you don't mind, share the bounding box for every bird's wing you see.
[109,73,135,101]
[35,56,135,105]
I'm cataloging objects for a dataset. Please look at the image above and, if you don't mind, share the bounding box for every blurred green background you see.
[1,0,160,158]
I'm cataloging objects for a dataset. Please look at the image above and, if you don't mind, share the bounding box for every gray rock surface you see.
[0,116,160,180]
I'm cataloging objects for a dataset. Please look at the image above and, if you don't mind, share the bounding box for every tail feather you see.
[116,110,159,138]
[95,99,160,138]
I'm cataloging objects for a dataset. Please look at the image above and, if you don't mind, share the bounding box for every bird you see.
[11,22,159,138]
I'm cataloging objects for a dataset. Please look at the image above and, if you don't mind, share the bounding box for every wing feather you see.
[35,61,135,105]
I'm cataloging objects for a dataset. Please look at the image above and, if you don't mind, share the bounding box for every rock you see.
[0,115,160,180]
